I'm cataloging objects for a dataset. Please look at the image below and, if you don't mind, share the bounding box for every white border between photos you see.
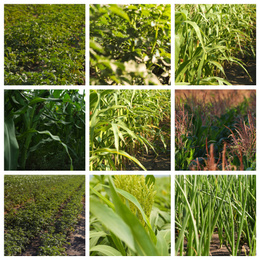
[0,0,259,259]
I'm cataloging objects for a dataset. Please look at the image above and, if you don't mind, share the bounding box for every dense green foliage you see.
[4,4,85,85]
[90,4,171,85]
[90,89,171,170]
[90,175,171,256]
[175,91,256,170]
[175,4,256,85]
[4,175,85,256]
[5,89,85,170]
[175,175,256,256]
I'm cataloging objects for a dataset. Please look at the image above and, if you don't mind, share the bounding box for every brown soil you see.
[224,59,256,85]
[177,232,250,256]
[65,198,85,256]
[20,199,85,256]
[125,150,171,171]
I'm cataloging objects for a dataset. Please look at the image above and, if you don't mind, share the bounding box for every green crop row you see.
[4,89,85,170]
[90,175,171,256]
[90,89,171,171]
[175,175,256,256]
[175,4,256,85]
[4,4,85,85]
[4,175,85,256]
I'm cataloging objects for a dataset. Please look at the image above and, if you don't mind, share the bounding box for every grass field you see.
[175,90,256,170]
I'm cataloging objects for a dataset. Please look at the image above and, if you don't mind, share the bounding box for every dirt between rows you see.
[177,232,250,256]
[21,199,85,256]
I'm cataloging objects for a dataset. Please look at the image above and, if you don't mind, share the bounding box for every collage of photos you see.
[1,1,257,258]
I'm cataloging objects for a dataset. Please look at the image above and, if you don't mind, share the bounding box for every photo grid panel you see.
[2,0,258,258]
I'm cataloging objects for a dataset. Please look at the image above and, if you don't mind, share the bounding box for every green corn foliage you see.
[175,4,256,85]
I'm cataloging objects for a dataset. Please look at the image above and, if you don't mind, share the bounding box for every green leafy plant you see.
[90,4,171,85]
[4,175,85,256]
[4,4,85,85]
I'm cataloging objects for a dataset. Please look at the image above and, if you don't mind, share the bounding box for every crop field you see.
[4,175,85,256]
[175,90,256,171]
[90,4,171,85]
[4,4,85,85]
[175,175,256,256]
[90,175,171,256]
[4,89,85,170]
[90,89,171,171]
[175,4,256,85]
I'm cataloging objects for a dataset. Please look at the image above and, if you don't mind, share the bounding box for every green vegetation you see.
[5,89,85,170]
[90,4,171,85]
[4,4,85,85]
[175,4,256,85]
[90,175,171,256]
[175,175,256,256]
[90,89,171,171]
[175,90,256,170]
[4,175,85,256]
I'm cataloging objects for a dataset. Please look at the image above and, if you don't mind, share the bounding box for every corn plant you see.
[175,175,256,256]
[175,4,256,85]
[90,89,171,171]
[90,175,171,256]
[4,90,85,170]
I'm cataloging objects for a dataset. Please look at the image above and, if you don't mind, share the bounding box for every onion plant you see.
[175,4,256,85]
[175,175,256,256]
[89,89,171,171]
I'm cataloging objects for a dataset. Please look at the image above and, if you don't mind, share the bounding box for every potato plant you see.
[90,4,171,85]
[4,4,85,85]
[4,89,85,170]
[4,175,85,256]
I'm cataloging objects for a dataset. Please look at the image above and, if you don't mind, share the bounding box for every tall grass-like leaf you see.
[4,118,19,170]
[90,245,122,256]
[90,197,136,253]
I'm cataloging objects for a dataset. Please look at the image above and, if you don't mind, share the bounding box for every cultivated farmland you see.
[90,89,171,171]
[4,4,85,85]
[175,4,256,85]
[175,90,256,170]
[175,175,256,256]
[4,175,85,256]
[90,4,171,85]
[90,175,171,256]
[4,89,85,170]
